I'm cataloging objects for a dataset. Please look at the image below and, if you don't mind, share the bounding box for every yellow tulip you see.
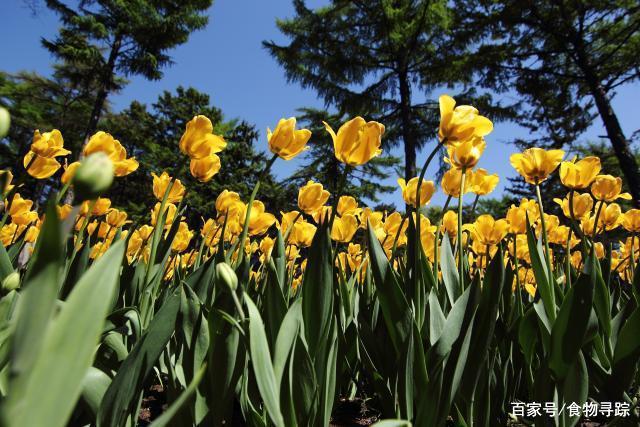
[360,208,384,230]
[383,212,407,240]
[79,198,112,217]
[438,95,493,144]
[1,170,14,195]
[441,168,470,198]
[190,154,221,183]
[279,210,301,236]
[151,202,178,227]
[267,117,311,160]
[559,156,601,189]
[61,161,81,185]
[441,210,458,240]
[596,202,622,232]
[30,129,70,158]
[466,214,509,246]
[25,223,40,243]
[331,213,358,243]
[23,151,62,179]
[106,209,129,228]
[509,148,564,184]
[621,209,640,233]
[298,180,330,214]
[337,196,361,216]
[469,168,499,196]
[11,209,38,226]
[590,175,631,202]
[290,220,317,247]
[152,172,185,203]
[179,115,226,159]
[242,201,276,236]
[84,131,139,177]
[216,190,243,217]
[445,137,486,169]
[171,222,193,253]
[553,193,593,220]
[398,177,435,207]
[323,117,384,166]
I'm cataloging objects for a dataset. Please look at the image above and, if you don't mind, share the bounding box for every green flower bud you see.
[0,107,10,139]
[216,262,238,292]
[2,271,20,292]
[73,152,114,202]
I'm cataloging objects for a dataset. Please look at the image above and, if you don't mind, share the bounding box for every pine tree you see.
[42,0,213,153]
[456,0,640,206]
[264,0,469,181]
[102,87,297,225]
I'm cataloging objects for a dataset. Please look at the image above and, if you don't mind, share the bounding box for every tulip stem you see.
[535,183,554,284]
[236,153,278,267]
[458,169,466,290]
[566,228,573,288]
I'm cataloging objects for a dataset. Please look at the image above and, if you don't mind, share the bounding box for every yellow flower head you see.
[298,180,330,215]
[323,117,384,166]
[331,213,358,243]
[171,222,193,253]
[509,148,564,184]
[31,129,70,158]
[106,208,129,228]
[596,202,622,232]
[337,196,361,216]
[179,115,226,159]
[152,172,185,203]
[84,131,139,177]
[590,175,631,202]
[445,137,486,169]
[61,161,81,185]
[268,117,311,160]
[290,220,317,248]
[559,156,601,190]
[469,168,499,196]
[398,177,435,207]
[621,209,640,233]
[553,193,593,220]
[441,168,470,198]
[190,154,221,183]
[215,190,243,217]
[23,151,63,179]
[151,202,178,227]
[242,200,276,236]
[441,210,458,240]
[466,214,509,246]
[438,95,493,144]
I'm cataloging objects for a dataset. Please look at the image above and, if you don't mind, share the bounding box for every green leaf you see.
[97,288,182,427]
[371,420,412,427]
[274,299,302,385]
[440,234,460,305]
[81,367,112,417]
[245,294,285,427]
[0,243,14,281]
[549,251,595,380]
[5,241,124,427]
[526,217,555,321]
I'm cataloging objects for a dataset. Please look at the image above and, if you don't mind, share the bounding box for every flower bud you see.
[215,262,238,292]
[0,107,10,139]
[2,271,20,292]
[73,152,114,202]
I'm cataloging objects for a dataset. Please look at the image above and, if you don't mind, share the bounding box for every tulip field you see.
[1,95,640,427]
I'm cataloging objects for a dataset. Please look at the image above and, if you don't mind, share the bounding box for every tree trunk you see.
[81,33,123,147]
[575,49,640,207]
[398,71,417,181]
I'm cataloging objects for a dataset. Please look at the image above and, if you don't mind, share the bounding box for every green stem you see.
[236,154,278,267]
[458,169,466,290]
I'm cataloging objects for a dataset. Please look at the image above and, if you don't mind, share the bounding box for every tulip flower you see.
[190,154,221,183]
[152,172,185,203]
[590,175,631,202]
[553,193,593,220]
[441,210,458,240]
[438,95,493,144]
[466,214,509,246]
[510,148,564,184]
[242,200,276,236]
[179,115,226,159]
[621,209,640,233]
[151,202,178,227]
[445,137,486,169]
[84,131,139,177]
[215,190,243,217]
[61,161,81,185]
[337,196,361,216]
[23,129,70,179]
[559,156,601,189]
[171,222,193,253]
[290,220,317,248]
[441,168,470,198]
[330,213,358,243]
[267,117,312,160]
[323,117,384,166]
[298,180,330,215]
[467,168,498,196]
[398,177,435,207]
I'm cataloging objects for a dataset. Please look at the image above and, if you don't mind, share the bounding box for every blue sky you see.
[2,0,639,209]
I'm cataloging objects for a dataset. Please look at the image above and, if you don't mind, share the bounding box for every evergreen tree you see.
[42,0,213,153]
[102,87,297,225]
[264,0,473,181]
[290,108,399,205]
[456,0,640,206]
